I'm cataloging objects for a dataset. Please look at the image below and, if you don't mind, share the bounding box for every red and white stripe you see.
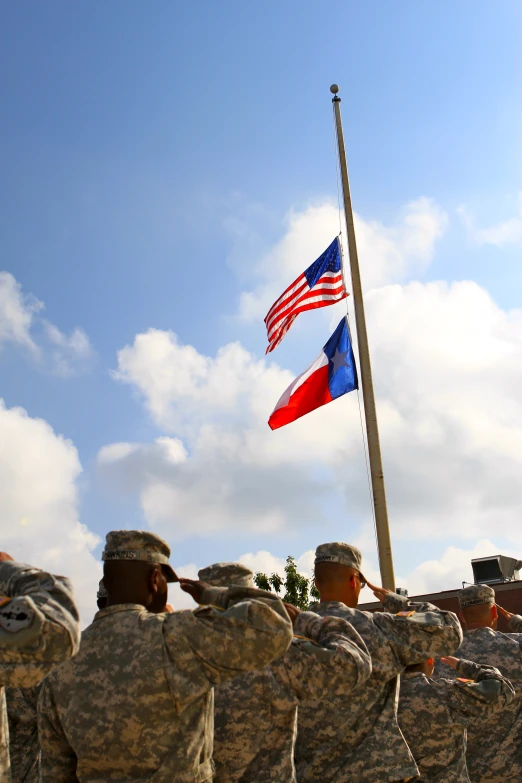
[264,270,346,353]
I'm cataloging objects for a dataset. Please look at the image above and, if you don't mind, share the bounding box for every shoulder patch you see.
[456,677,473,684]
[0,600,34,633]
[396,610,416,617]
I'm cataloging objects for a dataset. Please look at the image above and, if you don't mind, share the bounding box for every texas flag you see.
[268,317,358,430]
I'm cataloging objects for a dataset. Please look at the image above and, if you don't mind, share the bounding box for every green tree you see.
[254,556,320,610]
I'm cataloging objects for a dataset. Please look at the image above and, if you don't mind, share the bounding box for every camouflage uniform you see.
[5,686,41,783]
[0,560,80,783]
[38,532,293,783]
[399,658,514,782]
[295,543,463,783]
[439,584,522,783]
[199,563,372,783]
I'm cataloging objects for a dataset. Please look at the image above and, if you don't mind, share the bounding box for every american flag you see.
[264,236,347,353]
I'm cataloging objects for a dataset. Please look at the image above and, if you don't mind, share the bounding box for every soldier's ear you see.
[148,566,162,594]
[491,605,498,620]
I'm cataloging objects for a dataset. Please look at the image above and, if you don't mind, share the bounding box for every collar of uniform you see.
[311,600,349,611]
[94,603,148,620]
[465,626,496,637]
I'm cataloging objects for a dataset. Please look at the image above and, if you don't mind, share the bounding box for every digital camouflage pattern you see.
[314,542,366,580]
[458,584,495,608]
[101,529,178,582]
[5,686,41,783]
[0,560,80,783]
[198,563,254,589]
[38,584,293,783]
[295,592,463,783]
[399,659,515,782]
[440,613,522,783]
[213,611,371,783]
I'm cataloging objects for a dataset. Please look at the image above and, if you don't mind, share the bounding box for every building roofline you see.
[358,579,522,611]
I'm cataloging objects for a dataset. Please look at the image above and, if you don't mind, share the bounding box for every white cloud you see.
[43,321,93,377]
[168,562,200,611]
[235,198,447,322]
[103,273,522,550]
[0,272,42,352]
[0,271,93,375]
[0,399,101,624]
[97,196,522,585]
[458,193,522,246]
[399,540,505,596]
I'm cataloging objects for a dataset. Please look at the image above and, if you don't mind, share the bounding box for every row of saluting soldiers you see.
[1,531,521,783]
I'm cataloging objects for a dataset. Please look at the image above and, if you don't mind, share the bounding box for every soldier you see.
[7,573,106,783]
[439,584,522,783]
[38,531,294,783]
[399,653,514,782]
[0,552,80,782]
[295,542,463,783]
[199,561,372,783]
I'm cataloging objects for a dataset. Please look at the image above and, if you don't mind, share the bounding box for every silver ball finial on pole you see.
[330,84,339,95]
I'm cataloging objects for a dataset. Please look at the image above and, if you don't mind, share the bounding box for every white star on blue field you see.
[330,348,350,376]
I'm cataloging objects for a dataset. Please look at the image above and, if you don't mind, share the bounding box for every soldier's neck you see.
[318,588,358,608]
[465,621,496,630]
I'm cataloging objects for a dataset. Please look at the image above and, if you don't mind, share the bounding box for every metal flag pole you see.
[330,83,396,590]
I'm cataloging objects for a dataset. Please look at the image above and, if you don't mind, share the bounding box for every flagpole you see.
[330,84,396,591]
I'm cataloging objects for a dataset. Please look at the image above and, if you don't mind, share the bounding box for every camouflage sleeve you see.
[162,586,293,708]
[382,592,439,614]
[507,614,522,633]
[38,678,78,783]
[0,561,80,688]
[198,584,291,621]
[373,600,463,667]
[433,659,515,726]
[276,612,372,701]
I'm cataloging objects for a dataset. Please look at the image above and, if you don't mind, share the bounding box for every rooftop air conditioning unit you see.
[471,555,522,585]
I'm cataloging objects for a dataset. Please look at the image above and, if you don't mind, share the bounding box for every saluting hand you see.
[179,578,211,604]
[496,604,514,622]
[283,602,302,626]
[366,580,392,603]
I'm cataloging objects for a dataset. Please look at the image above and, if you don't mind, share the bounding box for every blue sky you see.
[1,2,522,616]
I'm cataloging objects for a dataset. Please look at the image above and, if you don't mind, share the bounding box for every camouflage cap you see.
[198,562,254,588]
[315,542,366,582]
[97,579,107,599]
[102,530,178,583]
[458,583,495,608]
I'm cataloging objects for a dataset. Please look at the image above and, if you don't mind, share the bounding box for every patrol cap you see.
[97,579,107,599]
[458,583,495,608]
[198,562,254,588]
[102,530,178,583]
[315,542,366,582]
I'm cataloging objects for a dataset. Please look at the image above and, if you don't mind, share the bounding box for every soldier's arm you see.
[494,605,522,640]
[507,614,522,634]
[38,678,78,783]
[380,591,441,615]
[434,658,515,725]
[162,585,292,708]
[275,612,372,701]
[0,561,80,688]
[373,593,463,667]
